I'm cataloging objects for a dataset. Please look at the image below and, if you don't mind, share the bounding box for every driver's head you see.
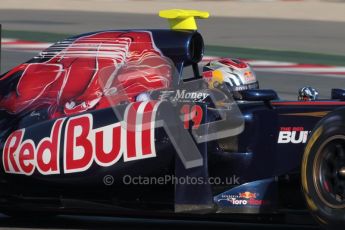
[202,58,259,92]
[298,86,319,101]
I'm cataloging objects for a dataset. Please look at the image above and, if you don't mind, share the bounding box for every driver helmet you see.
[298,86,319,101]
[202,58,259,92]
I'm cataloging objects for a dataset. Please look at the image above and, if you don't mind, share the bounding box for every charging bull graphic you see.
[0,31,172,118]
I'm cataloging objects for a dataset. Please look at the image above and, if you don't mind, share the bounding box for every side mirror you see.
[331,88,345,100]
[239,89,279,102]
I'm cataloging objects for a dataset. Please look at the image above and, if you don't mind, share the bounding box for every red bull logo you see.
[239,191,257,199]
[2,101,160,176]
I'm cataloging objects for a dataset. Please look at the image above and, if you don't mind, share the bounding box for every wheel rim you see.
[313,135,345,209]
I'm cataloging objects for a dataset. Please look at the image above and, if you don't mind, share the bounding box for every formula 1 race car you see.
[0,9,345,230]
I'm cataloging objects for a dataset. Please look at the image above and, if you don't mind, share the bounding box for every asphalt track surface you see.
[1,10,345,55]
[0,9,344,230]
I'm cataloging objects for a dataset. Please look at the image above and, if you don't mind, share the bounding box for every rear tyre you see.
[302,110,345,230]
